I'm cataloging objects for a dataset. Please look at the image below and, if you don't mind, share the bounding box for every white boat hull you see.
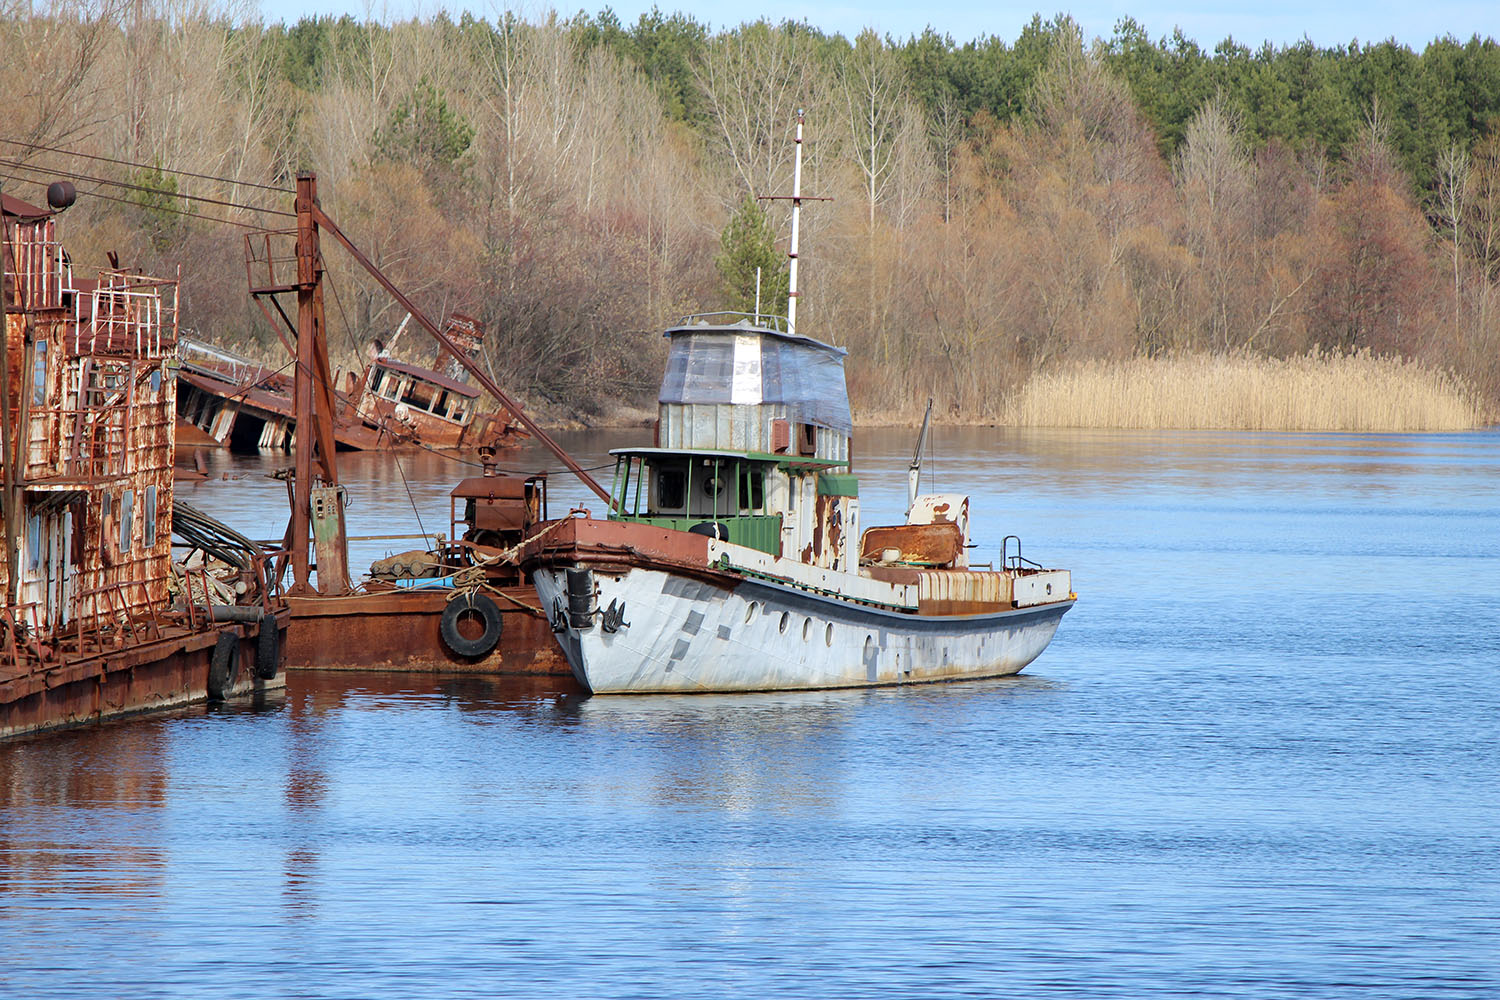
[533,565,1073,694]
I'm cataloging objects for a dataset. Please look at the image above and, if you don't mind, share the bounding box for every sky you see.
[255,0,1497,50]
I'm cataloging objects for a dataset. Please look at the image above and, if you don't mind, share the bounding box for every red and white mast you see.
[787,110,804,335]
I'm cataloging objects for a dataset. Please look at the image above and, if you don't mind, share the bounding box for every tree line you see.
[3,3,1498,419]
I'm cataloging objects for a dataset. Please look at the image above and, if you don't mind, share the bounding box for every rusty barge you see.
[251,174,600,678]
[1,188,286,739]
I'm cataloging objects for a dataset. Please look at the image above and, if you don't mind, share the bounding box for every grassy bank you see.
[999,351,1485,432]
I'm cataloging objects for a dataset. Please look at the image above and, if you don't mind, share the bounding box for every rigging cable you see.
[0,136,294,194]
[0,169,275,232]
[391,452,431,545]
[0,154,294,218]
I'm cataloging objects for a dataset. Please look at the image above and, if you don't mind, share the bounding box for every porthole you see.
[825,623,834,647]
[745,602,758,623]
[778,612,789,633]
[802,617,812,640]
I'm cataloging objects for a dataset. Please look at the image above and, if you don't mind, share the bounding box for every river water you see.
[3,427,1497,998]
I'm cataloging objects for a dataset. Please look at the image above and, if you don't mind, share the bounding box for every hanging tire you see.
[207,630,239,701]
[440,593,504,658]
[255,611,281,680]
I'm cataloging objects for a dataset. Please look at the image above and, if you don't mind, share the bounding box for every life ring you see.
[255,611,281,679]
[207,630,239,701]
[688,521,730,540]
[440,592,504,658]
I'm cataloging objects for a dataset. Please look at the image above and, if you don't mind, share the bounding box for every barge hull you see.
[0,610,289,740]
[285,588,569,674]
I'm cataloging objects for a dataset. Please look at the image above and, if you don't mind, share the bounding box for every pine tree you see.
[714,196,789,320]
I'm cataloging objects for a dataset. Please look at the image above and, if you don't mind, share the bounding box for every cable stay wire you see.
[0,154,294,219]
[0,169,273,232]
[0,135,294,195]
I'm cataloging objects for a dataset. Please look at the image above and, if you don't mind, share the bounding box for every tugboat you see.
[521,117,1075,693]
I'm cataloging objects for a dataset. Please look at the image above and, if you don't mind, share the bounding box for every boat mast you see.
[908,398,933,516]
[760,112,829,336]
[787,111,804,335]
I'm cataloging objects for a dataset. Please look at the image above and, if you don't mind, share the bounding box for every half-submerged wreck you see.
[522,118,1075,693]
[176,310,525,455]
[1,189,285,738]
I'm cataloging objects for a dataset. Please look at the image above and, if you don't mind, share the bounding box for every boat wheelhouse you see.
[606,315,857,569]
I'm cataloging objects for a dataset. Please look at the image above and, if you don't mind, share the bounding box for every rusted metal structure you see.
[284,459,567,674]
[175,315,527,454]
[252,173,609,509]
[255,174,589,674]
[0,190,287,739]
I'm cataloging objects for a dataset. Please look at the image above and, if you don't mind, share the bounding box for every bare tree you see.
[1176,96,1253,349]
[696,20,831,203]
[0,0,124,152]
[1436,141,1470,337]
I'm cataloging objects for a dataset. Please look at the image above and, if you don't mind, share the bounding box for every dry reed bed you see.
[1004,351,1485,432]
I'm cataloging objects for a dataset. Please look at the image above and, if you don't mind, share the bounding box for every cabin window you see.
[402,379,437,411]
[144,486,158,547]
[630,459,645,515]
[611,457,634,514]
[370,369,385,395]
[149,369,162,394]
[30,342,47,406]
[119,489,134,554]
[435,390,450,416]
[655,466,686,511]
[798,422,817,456]
[27,515,42,570]
[69,501,85,562]
[738,467,765,512]
[450,399,468,422]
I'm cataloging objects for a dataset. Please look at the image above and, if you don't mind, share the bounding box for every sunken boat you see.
[176,312,525,455]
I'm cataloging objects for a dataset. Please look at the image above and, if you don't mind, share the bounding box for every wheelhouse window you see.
[26,515,41,570]
[738,467,765,513]
[401,378,438,411]
[144,486,158,547]
[654,464,687,512]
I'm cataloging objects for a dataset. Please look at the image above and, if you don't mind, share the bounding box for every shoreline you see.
[549,414,1499,433]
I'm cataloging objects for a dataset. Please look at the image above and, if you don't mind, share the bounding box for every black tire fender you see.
[688,521,730,540]
[440,592,504,658]
[255,611,281,680]
[208,630,239,701]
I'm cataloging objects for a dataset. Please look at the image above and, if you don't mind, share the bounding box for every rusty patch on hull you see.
[285,588,568,674]
[0,610,288,740]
